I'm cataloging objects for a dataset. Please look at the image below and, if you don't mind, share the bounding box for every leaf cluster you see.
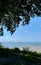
[0,0,41,35]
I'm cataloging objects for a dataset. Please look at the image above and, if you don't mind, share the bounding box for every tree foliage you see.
[0,0,41,35]
[0,47,41,65]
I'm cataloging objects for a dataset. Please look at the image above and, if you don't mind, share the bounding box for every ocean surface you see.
[1,42,41,52]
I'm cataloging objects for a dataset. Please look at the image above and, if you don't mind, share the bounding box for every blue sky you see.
[0,17,41,50]
[0,17,41,42]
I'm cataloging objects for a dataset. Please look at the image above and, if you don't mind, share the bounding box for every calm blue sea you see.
[1,42,41,48]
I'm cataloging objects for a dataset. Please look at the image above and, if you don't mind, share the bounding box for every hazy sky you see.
[0,17,41,42]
